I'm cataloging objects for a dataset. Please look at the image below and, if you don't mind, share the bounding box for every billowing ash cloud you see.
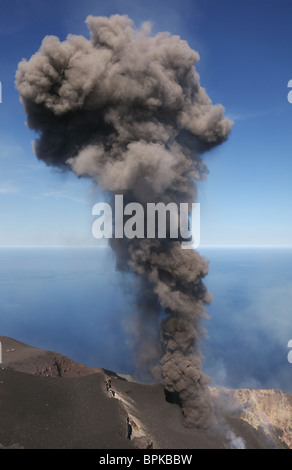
[16,14,233,427]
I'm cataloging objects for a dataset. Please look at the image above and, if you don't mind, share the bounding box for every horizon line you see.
[0,244,292,249]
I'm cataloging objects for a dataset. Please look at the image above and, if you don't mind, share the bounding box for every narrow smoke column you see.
[15,14,233,428]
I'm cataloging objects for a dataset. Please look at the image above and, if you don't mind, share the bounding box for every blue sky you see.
[1,0,292,247]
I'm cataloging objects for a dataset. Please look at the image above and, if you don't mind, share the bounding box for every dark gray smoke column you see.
[16,14,233,427]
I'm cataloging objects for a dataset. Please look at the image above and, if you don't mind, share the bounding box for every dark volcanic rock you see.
[0,336,290,449]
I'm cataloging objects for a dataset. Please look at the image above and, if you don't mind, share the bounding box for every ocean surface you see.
[0,246,291,393]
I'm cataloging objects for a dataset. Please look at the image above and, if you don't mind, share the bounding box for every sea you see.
[0,246,291,394]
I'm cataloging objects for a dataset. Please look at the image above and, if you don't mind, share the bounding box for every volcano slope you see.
[0,336,290,449]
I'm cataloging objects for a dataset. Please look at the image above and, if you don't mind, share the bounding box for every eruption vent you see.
[16,14,233,427]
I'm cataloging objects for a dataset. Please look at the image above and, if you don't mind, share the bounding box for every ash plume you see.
[16,14,233,427]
